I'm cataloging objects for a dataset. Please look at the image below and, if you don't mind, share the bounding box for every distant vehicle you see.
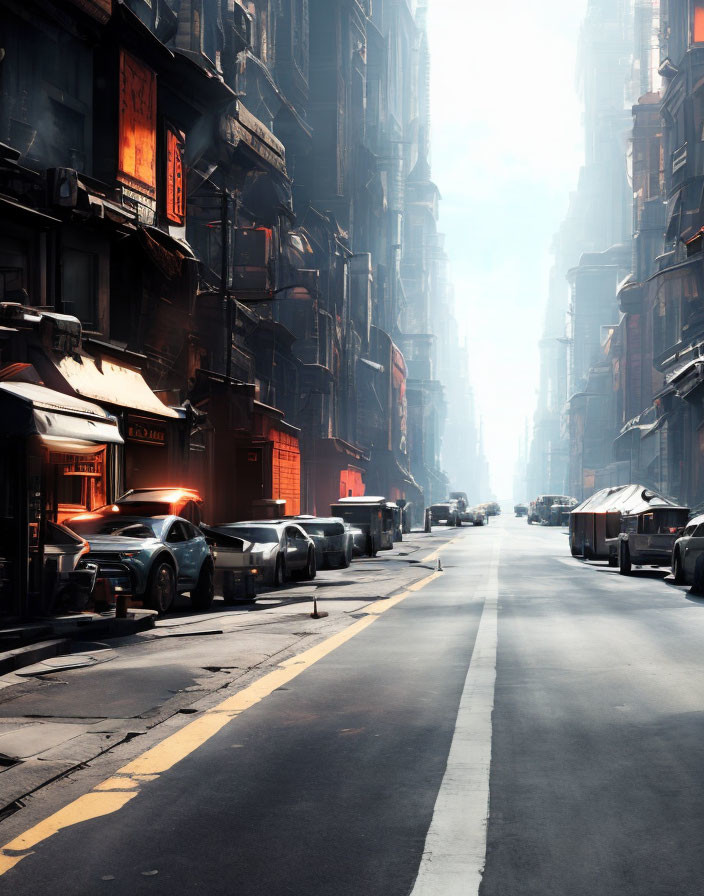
[207,521,316,586]
[330,497,396,556]
[471,507,486,526]
[550,499,578,526]
[673,513,704,588]
[293,516,354,568]
[429,502,460,526]
[514,503,528,517]
[71,514,213,614]
[528,495,574,526]
[448,492,472,523]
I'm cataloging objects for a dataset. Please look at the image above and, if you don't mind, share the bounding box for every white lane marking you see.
[410,543,500,896]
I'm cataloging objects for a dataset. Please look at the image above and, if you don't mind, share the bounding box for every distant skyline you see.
[427,0,589,500]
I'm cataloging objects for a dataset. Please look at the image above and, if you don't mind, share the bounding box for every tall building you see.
[0,0,478,619]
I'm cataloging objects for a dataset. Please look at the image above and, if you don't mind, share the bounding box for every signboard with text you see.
[127,416,167,447]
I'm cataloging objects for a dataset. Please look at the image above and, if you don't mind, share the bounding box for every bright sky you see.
[427,0,589,500]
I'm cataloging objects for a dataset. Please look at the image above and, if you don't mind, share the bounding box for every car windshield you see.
[218,526,280,544]
[69,517,165,539]
[114,501,170,516]
[299,522,345,537]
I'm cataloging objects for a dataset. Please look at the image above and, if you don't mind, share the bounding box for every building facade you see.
[0,0,477,620]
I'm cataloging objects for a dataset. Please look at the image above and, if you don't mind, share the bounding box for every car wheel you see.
[692,555,704,594]
[673,551,685,585]
[340,549,351,569]
[619,543,632,576]
[302,549,317,581]
[274,556,286,587]
[146,560,176,614]
[190,561,214,611]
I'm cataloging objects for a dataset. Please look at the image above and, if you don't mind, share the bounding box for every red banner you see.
[166,125,186,225]
[118,50,157,198]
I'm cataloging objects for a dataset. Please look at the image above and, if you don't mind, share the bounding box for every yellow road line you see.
[0,566,444,876]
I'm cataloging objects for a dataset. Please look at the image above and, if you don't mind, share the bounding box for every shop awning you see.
[51,353,180,419]
[0,381,123,449]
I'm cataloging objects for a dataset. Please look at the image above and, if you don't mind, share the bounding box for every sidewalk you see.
[0,528,460,818]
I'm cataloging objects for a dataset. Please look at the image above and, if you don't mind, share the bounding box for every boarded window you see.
[165,125,186,225]
[694,4,704,43]
[118,50,157,197]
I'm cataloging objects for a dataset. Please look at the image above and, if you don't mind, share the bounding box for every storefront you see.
[0,380,123,620]
[34,344,188,496]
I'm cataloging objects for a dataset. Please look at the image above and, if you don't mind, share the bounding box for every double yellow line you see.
[0,559,451,876]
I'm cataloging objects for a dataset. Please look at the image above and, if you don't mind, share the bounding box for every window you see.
[167,521,188,543]
[694,523,704,537]
[183,522,200,540]
[61,249,97,327]
[694,3,704,43]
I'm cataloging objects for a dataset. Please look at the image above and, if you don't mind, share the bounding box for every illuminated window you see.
[694,3,704,43]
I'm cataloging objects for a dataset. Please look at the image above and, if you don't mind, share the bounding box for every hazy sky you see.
[427,0,589,499]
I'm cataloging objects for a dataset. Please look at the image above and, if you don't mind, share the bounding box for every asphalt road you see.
[3,517,704,895]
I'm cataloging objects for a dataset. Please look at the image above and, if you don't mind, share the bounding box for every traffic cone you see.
[311,596,328,619]
[436,558,443,572]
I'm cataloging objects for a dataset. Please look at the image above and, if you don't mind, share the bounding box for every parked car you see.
[514,503,528,517]
[67,488,204,530]
[330,497,395,556]
[70,514,214,613]
[570,484,685,561]
[294,516,354,568]
[44,521,97,611]
[528,495,574,526]
[207,521,316,585]
[449,492,472,523]
[348,525,368,556]
[200,526,258,603]
[612,504,689,575]
[672,514,704,588]
[429,502,460,526]
[550,499,577,526]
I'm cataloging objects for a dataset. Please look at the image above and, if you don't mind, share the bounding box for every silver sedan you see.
[208,521,316,586]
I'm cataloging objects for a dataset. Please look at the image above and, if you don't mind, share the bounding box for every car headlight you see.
[119,552,139,560]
